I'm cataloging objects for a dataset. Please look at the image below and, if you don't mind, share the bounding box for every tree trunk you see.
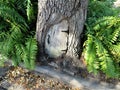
[36,0,88,63]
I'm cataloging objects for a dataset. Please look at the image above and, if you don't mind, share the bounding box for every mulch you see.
[0,62,120,90]
[0,66,82,90]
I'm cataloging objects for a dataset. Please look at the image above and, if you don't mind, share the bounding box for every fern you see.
[0,3,28,27]
[95,38,116,77]
[84,35,99,74]
[0,0,38,69]
[0,54,7,67]
[84,17,120,77]
[109,43,120,63]
[110,27,120,43]
[22,37,37,69]
[26,0,34,21]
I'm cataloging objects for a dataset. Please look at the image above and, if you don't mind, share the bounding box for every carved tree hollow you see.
[36,0,88,61]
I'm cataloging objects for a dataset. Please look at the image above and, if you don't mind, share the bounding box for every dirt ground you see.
[0,62,120,90]
[0,65,87,90]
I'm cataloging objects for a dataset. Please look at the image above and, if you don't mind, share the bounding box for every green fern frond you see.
[10,24,23,39]
[92,16,120,43]
[0,3,28,28]
[84,35,99,74]
[26,0,34,21]
[14,44,24,65]
[0,0,37,69]
[110,28,120,43]
[14,0,26,10]
[95,38,116,77]
[100,56,117,77]
[0,32,7,41]
[85,16,120,77]
[4,36,15,56]
[22,37,37,69]
[109,43,120,61]
[0,20,9,30]
[111,43,120,54]
[0,54,7,67]
[85,0,120,78]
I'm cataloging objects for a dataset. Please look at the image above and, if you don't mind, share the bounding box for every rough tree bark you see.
[36,0,88,65]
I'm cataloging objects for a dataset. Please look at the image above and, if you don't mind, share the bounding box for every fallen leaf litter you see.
[4,66,82,90]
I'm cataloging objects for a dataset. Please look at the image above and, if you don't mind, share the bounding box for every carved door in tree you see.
[36,0,88,62]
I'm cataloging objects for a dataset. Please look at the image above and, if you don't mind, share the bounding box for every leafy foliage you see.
[84,0,120,78]
[22,37,37,69]
[0,0,38,69]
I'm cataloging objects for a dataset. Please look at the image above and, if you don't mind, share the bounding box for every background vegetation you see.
[0,0,38,69]
[0,0,120,78]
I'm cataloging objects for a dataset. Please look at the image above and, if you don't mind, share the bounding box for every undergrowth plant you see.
[0,0,38,69]
[84,0,120,78]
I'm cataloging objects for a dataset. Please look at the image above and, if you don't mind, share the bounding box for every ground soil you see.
[0,62,120,90]
[0,65,85,90]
